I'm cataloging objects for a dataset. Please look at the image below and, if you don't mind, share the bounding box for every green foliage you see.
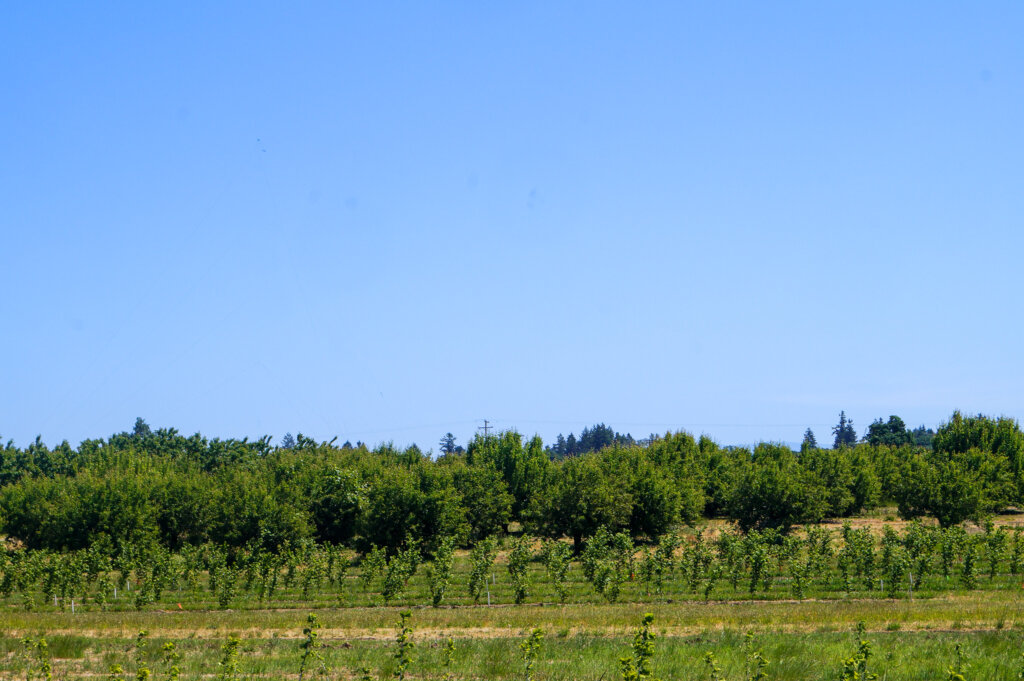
[217,636,241,681]
[467,537,498,603]
[704,652,723,681]
[360,546,387,591]
[539,539,573,603]
[894,449,1000,527]
[299,613,325,680]
[507,535,533,604]
[530,455,630,552]
[520,628,543,681]
[308,468,363,545]
[394,611,414,681]
[427,535,457,607]
[729,444,828,531]
[467,431,549,524]
[581,527,631,602]
[1,413,1022,553]
[865,416,912,447]
[161,642,180,681]
[946,643,967,681]
[443,637,456,681]
[381,544,419,605]
[838,622,877,681]
[743,632,769,681]
[620,613,658,681]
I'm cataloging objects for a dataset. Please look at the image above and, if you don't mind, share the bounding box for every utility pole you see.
[478,420,493,438]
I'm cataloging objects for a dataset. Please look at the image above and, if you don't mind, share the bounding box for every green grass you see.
[3,624,1023,680]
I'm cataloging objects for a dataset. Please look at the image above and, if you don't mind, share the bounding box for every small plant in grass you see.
[427,536,456,607]
[217,636,241,681]
[134,630,149,664]
[704,652,723,681]
[443,636,456,681]
[468,538,498,603]
[946,642,967,681]
[136,667,151,681]
[508,535,533,605]
[161,642,180,681]
[520,628,543,681]
[108,664,125,681]
[743,632,769,681]
[838,622,877,681]
[394,611,414,681]
[26,636,53,681]
[299,613,327,680]
[620,613,657,681]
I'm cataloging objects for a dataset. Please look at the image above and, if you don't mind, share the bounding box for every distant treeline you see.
[0,411,1021,554]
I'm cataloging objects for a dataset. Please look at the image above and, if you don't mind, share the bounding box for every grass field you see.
[4,597,1024,680]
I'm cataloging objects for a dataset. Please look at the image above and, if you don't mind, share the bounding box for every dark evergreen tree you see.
[801,428,818,451]
[439,433,458,456]
[578,424,615,453]
[280,432,296,449]
[133,417,152,439]
[911,425,936,448]
[832,411,857,448]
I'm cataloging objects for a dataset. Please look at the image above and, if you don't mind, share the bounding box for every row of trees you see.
[801,412,936,450]
[0,412,1021,553]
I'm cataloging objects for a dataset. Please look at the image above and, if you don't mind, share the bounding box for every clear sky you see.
[3,3,1023,451]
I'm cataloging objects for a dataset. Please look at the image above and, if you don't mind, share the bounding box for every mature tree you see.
[911,425,936,448]
[832,411,857,448]
[565,433,578,457]
[529,455,631,552]
[727,444,829,531]
[801,428,818,451]
[891,412,1023,526]
[548,434,569,459]
[894,453,988,527]
[280,432,296,449]
[467,431,549,523]
[309,467,364,545]
[133,417,152,439]
[578,424,615,453]
[933,411,1024,503]
[439,433,459,456]
[451,463,512,542]
[865,415,912,447]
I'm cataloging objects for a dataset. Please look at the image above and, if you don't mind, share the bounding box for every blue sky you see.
[3,3,1023,451]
